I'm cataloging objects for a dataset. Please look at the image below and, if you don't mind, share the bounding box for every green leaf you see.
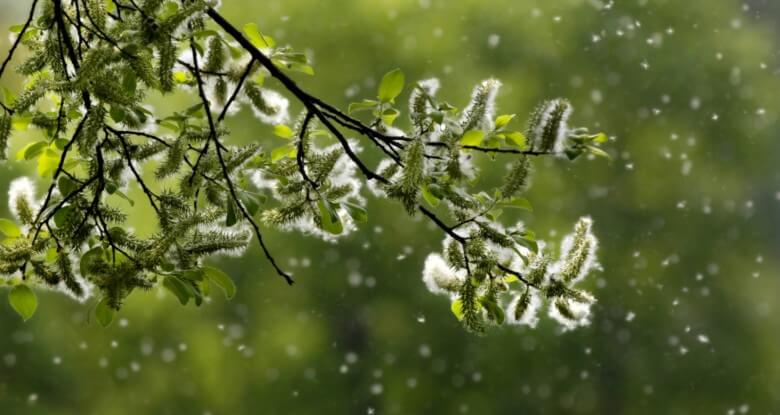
[1,87,15,107]
[95,298,115,327]
[53,138,68,150]
[225,198,237,226]
[348,99,379,114]
[181,268,206,282]
[514,236,539,253]
[421,185,440,207]
[203,266,236,299]
[163,276,191,305]
[17,141,47,160]
[381,108,400,126]
[184,103,204,117]
[172,71,189,84]
[0,218,21,238]
[122,70,137,95]
[9,284,37,321]
[53,205,75,228]
[108,187,135,206]
[486,208,503,221]
[343,202,367,223]
[565,148,584,160]
[272,59,314,75]
[460,130,485,147]
[270,144,296,162]
[317,199,343,235]
[377,68,405,103]
[450,298,465,321]
[239,193,263,216]
[12,114,31,131]
[109,106,125,123]
[592,132,608,143]
[273,124,294,139]
[480,297,505,325]
[58,176,77,197]
[80,247,105,277]
[504,131,527,148]
[586,144,612,160]
[503,274,520,283]
[502,197,533,211]
[37,149,60,178]
[495,114,515,129]
[243,23,275,49]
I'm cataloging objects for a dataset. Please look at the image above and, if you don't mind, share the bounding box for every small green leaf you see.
[181,268,206,282]
[450,299,465,321]
[272,58,314,75]
[348,99,378,114]
[377,68,405,103]
[184,103,204,117]
[565,147,584,160]
[80,247,105,277]
[0,218,21,238]
[503,274,520,284]
[480,297,505,325]
[243,23,275,49]
[495,114,515,129]
[502,197,533,211]
[592,132,608,143]
[122,70,137,95]
[58,176,77,197]
[586,144,612,160]
[343,202,367,223]
[109,106,125,123]
[17,141,47,160]
[108,187,135,206]
[239,193,262,216]
[514,236,539,253]
[486,208,503,220]
[53,138,68,150]
[421,185,440,207]
[273,124,294,139]
[504,131,527,148]
[9,284,37,321]
[12,114,31,131]
[163,276,191,305]
[53,205,75,228]
[2,87,15,107]
[270,144,296,162]
[460,130,485,147]
[225,199,237,226]
[95,298,115,327]
[37,149,61,178]
[381,108,400,126]
[172,71,189,83]
[317,199,343,235]
[203,266,236,299]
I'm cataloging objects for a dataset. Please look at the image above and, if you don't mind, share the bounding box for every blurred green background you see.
[1,0,779,413]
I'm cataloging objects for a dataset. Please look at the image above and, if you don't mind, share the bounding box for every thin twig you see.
[0,0,39,80]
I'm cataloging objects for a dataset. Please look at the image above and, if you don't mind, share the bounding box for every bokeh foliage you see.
[1,0,779,414]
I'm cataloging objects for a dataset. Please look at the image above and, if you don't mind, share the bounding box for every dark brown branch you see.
[216,59,255,123]
[188,40,294,285]
[53,0,91,108]
[206,9,387,184]
[0,0,39,81]
[31,112,91,242]
[296,111,317,189]
[113,130,162,215]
